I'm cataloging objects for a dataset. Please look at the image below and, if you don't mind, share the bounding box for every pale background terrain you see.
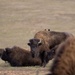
[0,0,75,75]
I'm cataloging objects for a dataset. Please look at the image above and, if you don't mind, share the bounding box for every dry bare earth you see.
[0,0,75,75]
[0,67,49,75]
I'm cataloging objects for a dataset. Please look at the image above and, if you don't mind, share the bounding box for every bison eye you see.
[38,43,42,46]
[27,43,31,46]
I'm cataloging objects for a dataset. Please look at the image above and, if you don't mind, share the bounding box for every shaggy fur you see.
[28,30,73,67]
[34,31,73,49]
[48,37,75,75]
[1,46,42,67]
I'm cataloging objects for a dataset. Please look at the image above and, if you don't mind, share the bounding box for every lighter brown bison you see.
[28,30,73,67]
[48,37,75,75]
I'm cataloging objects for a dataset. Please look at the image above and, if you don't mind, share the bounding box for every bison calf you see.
[48,37,75,75]
[1,46,42,67]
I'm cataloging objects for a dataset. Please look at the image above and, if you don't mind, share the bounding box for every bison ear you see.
[48,29,50,31]
[44,29,46,31]
[5,48,11,54]
[27,43,31,46]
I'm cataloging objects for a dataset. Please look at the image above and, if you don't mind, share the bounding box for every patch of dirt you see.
[0,68,50,75]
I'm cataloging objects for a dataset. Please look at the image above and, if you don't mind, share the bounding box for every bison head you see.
[1,48,12,62]
[46,48,55,61]
[46,45,58,62]
[28,38,42,58]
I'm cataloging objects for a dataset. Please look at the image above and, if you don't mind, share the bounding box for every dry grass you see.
[0,0,75,49]
[0,0,75,74]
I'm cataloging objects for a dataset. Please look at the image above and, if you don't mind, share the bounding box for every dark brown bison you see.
[28,30,73,67]
[1,46,42,67]
[48,37,75,75]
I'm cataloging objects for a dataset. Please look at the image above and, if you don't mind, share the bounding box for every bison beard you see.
[48,37,75,75]
[1,46,42,66]
[28,30,73,67]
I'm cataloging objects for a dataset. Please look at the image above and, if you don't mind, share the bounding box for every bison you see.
[48,37,75,75]
[28,30,73,67]
[1,46,42,67]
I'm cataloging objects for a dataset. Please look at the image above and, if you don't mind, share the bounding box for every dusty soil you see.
[0,67,50,75]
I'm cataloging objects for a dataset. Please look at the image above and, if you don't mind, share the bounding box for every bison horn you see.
[4,49,6,51]
[38,39,41,44]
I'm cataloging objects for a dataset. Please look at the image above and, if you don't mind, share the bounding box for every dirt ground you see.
[0,0,75,75]
[0,67,50,75]
[0,59,52,75]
